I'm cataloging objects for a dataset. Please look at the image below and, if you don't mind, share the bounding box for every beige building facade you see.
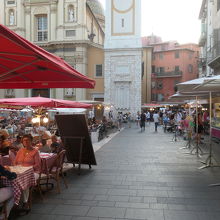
[0,0,105,101]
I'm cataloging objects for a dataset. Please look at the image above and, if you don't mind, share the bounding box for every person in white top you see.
[136,111,140,127]
[153,111,160,132]
[175,111,182,123]
[146,111,151,124]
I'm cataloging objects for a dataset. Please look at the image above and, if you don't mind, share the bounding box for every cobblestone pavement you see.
[19,123,220,220]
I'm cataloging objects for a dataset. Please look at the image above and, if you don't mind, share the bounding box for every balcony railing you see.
[199,32,207,47]
[153,71,183,78]
[208,41,220,68]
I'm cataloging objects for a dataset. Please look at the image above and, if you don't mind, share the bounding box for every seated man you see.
[0,164,17,219]
[12,135,23,151]
[50,135,63,154]
[39,139,51,153]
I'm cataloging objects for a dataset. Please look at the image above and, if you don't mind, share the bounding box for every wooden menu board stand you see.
[55,114,97,174]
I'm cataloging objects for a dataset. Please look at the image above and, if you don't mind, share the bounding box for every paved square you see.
[19,124,220,220]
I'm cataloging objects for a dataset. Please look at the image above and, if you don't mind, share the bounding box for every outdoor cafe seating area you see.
[0,24,98,220]
[0,109,71,218]
[0,102,118,219]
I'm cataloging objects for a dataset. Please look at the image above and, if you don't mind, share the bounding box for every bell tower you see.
[104,0,142,115]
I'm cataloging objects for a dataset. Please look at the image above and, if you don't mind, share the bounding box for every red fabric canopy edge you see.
[0,24,96,89]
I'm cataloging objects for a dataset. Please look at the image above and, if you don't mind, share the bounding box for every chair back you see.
[49,150,66,174]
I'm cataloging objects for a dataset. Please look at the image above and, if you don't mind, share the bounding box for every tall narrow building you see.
[104,0,142,115]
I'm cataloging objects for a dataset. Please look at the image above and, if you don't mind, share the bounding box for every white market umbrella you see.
[177,77,220,169]
[193,75,220,92]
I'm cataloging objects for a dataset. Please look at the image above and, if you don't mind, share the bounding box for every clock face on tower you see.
[111,0,135,36]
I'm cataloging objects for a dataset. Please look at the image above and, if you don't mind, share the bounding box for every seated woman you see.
[0,164,17,219]
[14,134,41,210]
[14,134,41,172]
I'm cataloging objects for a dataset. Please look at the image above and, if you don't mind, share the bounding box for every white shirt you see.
[153,113,159,123]
[146,112,150,119]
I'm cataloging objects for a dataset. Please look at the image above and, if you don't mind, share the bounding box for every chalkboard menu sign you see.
[55,114,97,173]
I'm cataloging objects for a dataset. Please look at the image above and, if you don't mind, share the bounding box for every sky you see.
[99,0,202,44]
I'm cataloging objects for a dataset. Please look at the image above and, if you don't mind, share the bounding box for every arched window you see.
[68,5,75,22]
[9,9,15,26]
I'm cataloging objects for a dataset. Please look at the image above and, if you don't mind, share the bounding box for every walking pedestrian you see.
[140,111,146,132]
[146,111,151,125]
[153,111,159,132]
[136,111,140,127]
[127,112,132,128]
[117,112,123,131]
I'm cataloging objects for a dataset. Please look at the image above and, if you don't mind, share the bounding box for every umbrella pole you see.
[200,91,220,170]
[195,96,201,156]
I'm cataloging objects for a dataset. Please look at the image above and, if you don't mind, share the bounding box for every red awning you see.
[0,24,95,89]
[0,97,92,108]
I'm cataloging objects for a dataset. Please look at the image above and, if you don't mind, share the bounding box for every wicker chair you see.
[37,150,68,194]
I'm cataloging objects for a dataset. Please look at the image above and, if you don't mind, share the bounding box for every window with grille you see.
[95,64,103,77]
[152,65,155,73]
[152,54,156,60]
[151,81,156,89]
[157,94,164,101]
[175,66,180,72]
[151,93,157,101]
[157,81,163,89]
[66,30,76,37]
[159,67,164,73]
[175,51,179,58]
[188,64,193,73]
[36,15,48,42]
[7,1,15,5]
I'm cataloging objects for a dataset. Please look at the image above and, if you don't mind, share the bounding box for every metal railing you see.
[210,42,220,62]
[153,71,183,78]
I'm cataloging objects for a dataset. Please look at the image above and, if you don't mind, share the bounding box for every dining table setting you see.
[0,165,35,205]
[0,152,57,205]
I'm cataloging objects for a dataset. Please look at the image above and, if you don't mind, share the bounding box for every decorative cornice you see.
[105,48,142,53]
[24,0,58,7]
[35,40,104,48]
[10,27,26,32]
[56,24,87,30]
